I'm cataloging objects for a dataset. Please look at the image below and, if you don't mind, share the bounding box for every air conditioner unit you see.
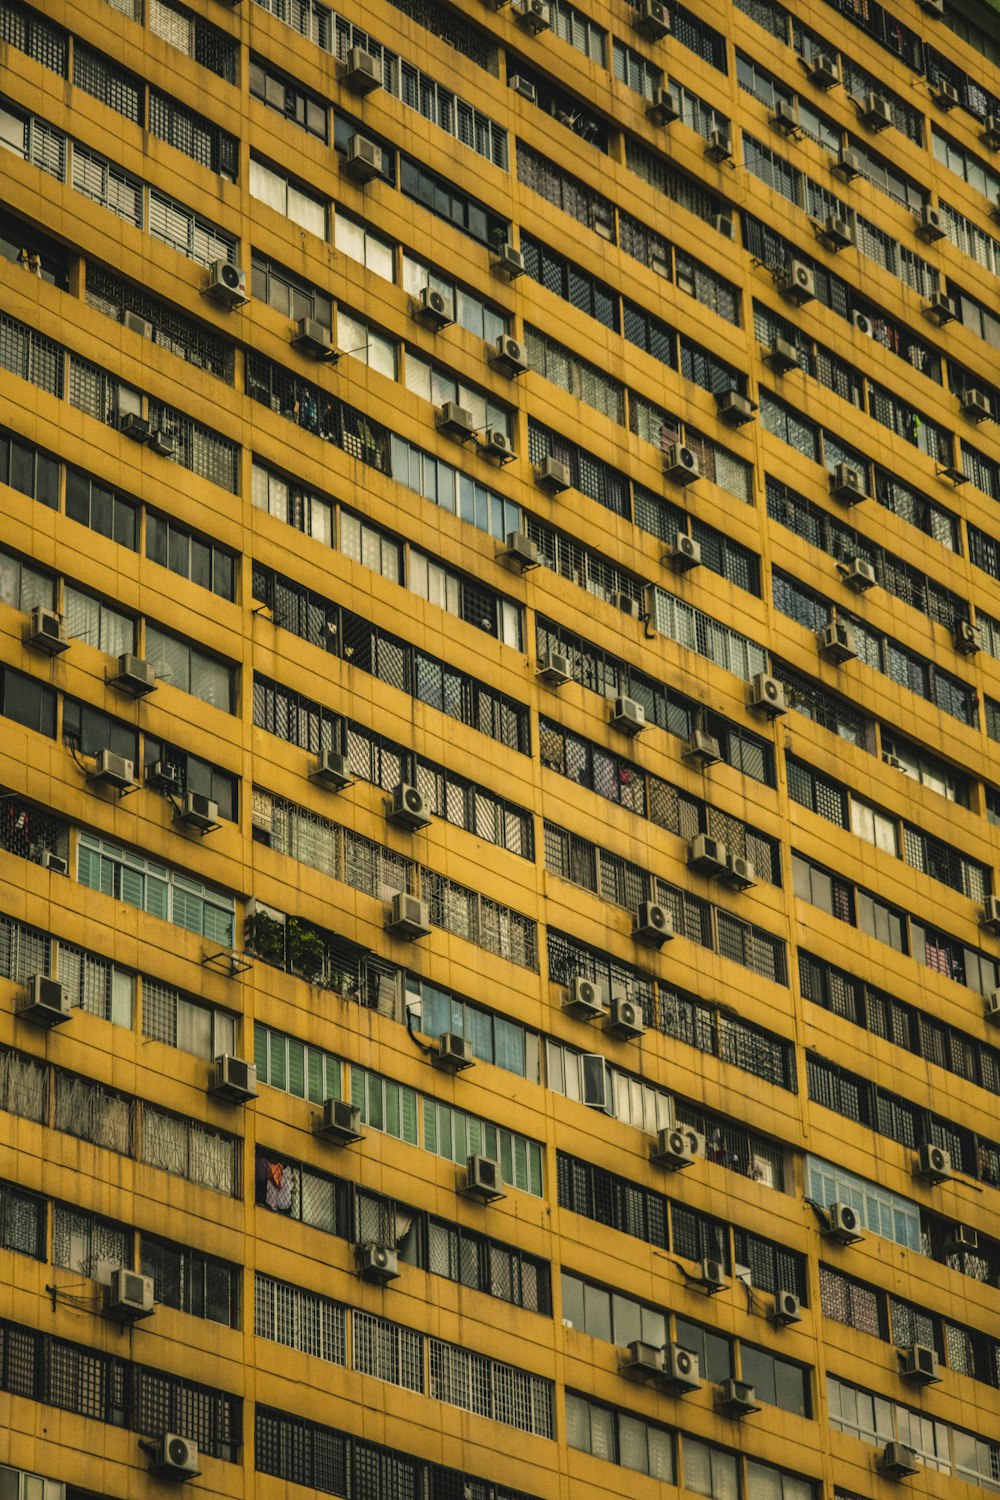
[982,115,1000,150]
[619,1340,665,1380]
[662,1343,702,1392]
[513,0,551,33]
[648,88,679,125]
[415,285,454,331]
[483,427,516,462]
[860,92,893,130]
[931,79,959,110]
[603,995,644,1040]
[778,260,816,304]
[705,127,733,163]
[749,672,787,717]
[773,1289,802,1326]
[387,783,432,831]
[509,74,538,103]
[825,1201,864,1244]
[462,1153,505,1202]
[537,649,572,685]
[953,619,982,655]
[687,834,729,877]
[883,754,904,770]
[293,317,335,359]
[832,146,864,180]
[663,442,700,485]
[357,1242,400,1283]
[343,134,384,182]
[841,556,876,592]
[500,531,539,570]
[175,791,219,831]
[771,99,799,134]
[634,0,669,39]
[147,428,175,457]
[205,260,248,307]
[914,1141,953,1183]
[924,291,957,324]
[88,749,135,790]
[716,1378,760,1416]
[900,1343,941,1383]
[17,974,70,1028]
[314,1098,364,1144]
[633,901,673,946]
[148,1434,201,1479]
[982,896,1000,934]
[916,205,946,242]
[24,604,68,655]
[311,749,354,791]
[386,893,432,939]
[610,696,646,735]
[809,53,840,89]
[664,533,702,572]
[436,401,476,440]
[984,988,1000,1023]
[650,1124,703,1169]
[491,241,527,279]
[341,44,383,93]
[209,1055,257,1104]
[715,389,756,425]
[489,335,529,377]
[960,388,991,422]
[721,854,757,891]
[108,653,156,696]
[878,1442,920,1479]
[124,310,154,339]
[146,760,181,794]
[39,850,68,875]
[698,1257,728,1293]
[535,454,572,493]
[433,1032,475,1072]
[766,335,801,372]
[830,462,867,504]
[822,214,854,250]
[682,729,721,767]
[610,591,641,619]
[852,309,874,335]
[818,619,857,663]
[944,1222,978,1253]
[105,1268,154,1323]
[119,411,150,443]
[564,974,606,1020]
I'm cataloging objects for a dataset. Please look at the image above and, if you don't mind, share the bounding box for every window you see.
[63,587,134,656]
[401,253,506,341]
[409,976,537,1079]
[149,90,238,178]
[336,309,396,378]
[250,157,326,238]
[77,833,235,945]
[145,625,236,711]
[334,213,394,280]
[807,1156,921,1250]
[145,514,235,599]
[149,0,237,82]
[250,56,327,138]
[148,187,236,266]
[566,1391,674,1477]
[255,1273,345,1361]
[740,1343,810,1415]
[0,1182,45,1259]
[143,979,236,1059]
[0,664,56,737]
[405,350,512,437]
[0,428,60,509]
[423,1098,543,1195]
[525,326,624,422]
[252,252,333,329]
[142,1234,239,1326]
[141,1106,237,1195]
[562,1270,667,1348]
[52,1203,130,1277]
[400,155,508,244]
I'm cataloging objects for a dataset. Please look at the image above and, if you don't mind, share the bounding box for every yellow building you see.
[3,0,1000,1494]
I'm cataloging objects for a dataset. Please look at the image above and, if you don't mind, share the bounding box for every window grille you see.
[255,1273,346,1362]
[52,1204,131,1278]
[0,312,64,397]
[0,0,68,73]
[0,1182,45,1259]
[148,187,237,266]
[73,43,142,121]
[0,1049,47,1122]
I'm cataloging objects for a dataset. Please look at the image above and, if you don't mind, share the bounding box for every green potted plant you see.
[288,918,326,982]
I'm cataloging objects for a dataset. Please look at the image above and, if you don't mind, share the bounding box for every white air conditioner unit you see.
[537,649,572,685]
[105,1268,154,1323]
[809,53,840,89]
[500,531,540,570]
[878,1442,920,1479]
[341,45,383,93]
[663,442,700,485]
[860,92,893,130]
[650,1124,703,1169]
[960,388,991,422]
[924,291,957,325]
[749,672,787,717]
[766,335,800,372]
[603,995,644,1039]
[662,1343,702,1392]
[21,606,70,666]
[292,317,335,359]
[88,750,135,791]
[357,1242,400,1282]
[982,114,1000,150]
[109,653,156,696]
[914,1142,952,1183]
[778,260,816,304]
[311,749,354,791]
[825,1201,864,1244]
[840,557,876,592]
[314,1098,363,1144]
[388,783,432,830]
[17,974,70,1028]
[900,1343,941,1383]
[462,1153,505,1202]
[148,1434,201,1478]
[771,99,799,134]
[124,310,154,339]
[634,0,669,39]
[716,1378,760,1416]
[205,260,247,307]
[852,309,874,336]
[619,1340,665,1380]
[512,0,551,32]
[664,533,702,572]
[343,134,384,182]
[721,854,757,891]
[147,427,175,457]
[688,834,729,877]
[483,427,516,462]
[436,401,476,440]
[832,146,864,180]
[610,696,646,735]
[564,974,606,1020]
[773,1289,802,1326]
[414,286,454,331]
[697,1257,728,1293]
[931,79,959,110]
[509,74,538,103]
[984,988,1000,1024]
[39,850,68,875]
[822,214,853,250]
[818,619,857,663]
[944,1223,978,1253]
[433,1032,474,1072]
[489,335,529,377]
[705,127,733,163]
[715,389,756,425]
[147,759,181,794]
[535,454,572,493]
[119,411,150,444]
[491,242,527,280]
[953,619,982,655]
[916,205,946,242]
[830,462,867,504]
[386,893,432,939]
[682,729,721,767]
[633,901,673,945]
[982,895,1000,934]
[174,791,219,831]
[648,88,679,125]
[610,590,641,619]
[209,1055,258,1104]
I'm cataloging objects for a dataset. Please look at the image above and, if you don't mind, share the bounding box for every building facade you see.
[2,0,1000,1494]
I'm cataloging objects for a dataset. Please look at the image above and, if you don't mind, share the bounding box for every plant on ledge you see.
[287,918,326,982]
